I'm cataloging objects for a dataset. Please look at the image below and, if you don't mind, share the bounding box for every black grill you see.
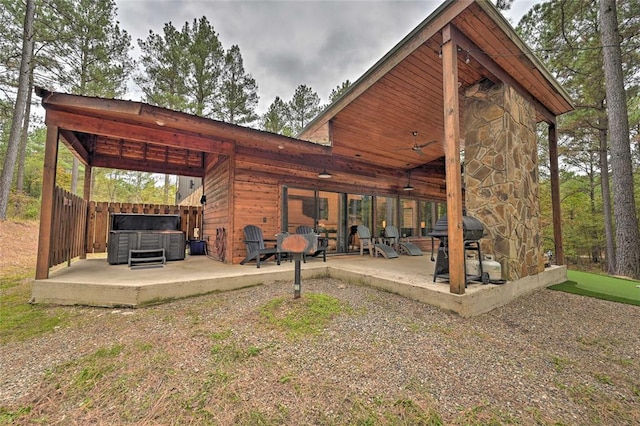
[428,214,489,285]
[428,214,486,241]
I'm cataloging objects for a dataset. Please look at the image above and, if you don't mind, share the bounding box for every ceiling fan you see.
[395,131,437,156]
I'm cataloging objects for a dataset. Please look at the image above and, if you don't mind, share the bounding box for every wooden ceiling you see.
[298,0,573,172]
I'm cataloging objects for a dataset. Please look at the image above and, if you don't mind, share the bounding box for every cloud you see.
[115,0,537,114]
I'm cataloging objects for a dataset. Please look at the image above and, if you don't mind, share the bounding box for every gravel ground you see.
[2,275,639,425]
[1,221,639,424]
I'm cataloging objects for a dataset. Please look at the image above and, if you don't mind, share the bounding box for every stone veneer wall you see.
[463,80,544,281]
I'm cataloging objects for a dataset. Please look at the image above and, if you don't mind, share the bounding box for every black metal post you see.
[293,253,302,298]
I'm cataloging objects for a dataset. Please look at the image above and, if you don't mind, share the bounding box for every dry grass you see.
[0,220,39,276]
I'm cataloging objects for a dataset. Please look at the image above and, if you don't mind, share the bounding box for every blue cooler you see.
[189,240,207,255]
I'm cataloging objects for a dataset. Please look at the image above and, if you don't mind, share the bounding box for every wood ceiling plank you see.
[454,11,565,116]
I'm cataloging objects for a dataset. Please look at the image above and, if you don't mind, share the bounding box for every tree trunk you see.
[599,0,640,279]
[16,67,34,194]
[598,114,616,273]
[0,0,35,220]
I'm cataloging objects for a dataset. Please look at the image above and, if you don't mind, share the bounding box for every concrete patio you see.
[32,253,567,317]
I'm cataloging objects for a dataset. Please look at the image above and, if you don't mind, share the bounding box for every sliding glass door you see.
[285,188,374,254]
[285,187,443,253]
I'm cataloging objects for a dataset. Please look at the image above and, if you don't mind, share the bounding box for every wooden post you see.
[36,125,59,279]
[442,25,465,294]
[548,121,564,265]
[80,165,92,259]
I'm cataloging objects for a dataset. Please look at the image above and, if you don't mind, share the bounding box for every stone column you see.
[463,80,544,281]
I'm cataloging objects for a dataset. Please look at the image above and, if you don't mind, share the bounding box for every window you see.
[376,196,396,237]
[400,198,417,237]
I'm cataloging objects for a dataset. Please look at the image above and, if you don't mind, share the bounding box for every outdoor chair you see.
[384,225,423,256]
[356,225,398,259]
[240,225,281,268]
[295,225,327,262]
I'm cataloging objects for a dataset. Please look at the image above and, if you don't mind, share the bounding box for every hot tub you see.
[107,214,186,264]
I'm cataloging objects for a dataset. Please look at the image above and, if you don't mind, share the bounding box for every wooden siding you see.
[202,154,232,262]
[229,148,447,264]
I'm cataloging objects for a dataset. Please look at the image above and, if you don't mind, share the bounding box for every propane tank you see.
[465,253,502,282]
[481,254,502,281]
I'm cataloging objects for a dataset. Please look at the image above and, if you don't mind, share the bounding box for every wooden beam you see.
[59,129,90,165]
[80,165,92,260]
[442,25,466,295]
[447,24,556,123]
[36,125,59,279]
[90,154,205,177]
[39,89,143,115]
[45,109,234,155]
[235,146,429,181]
[548,121,564,265]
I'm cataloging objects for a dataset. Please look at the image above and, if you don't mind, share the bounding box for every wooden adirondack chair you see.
[384,225,423,256]
[295,225,327,262]
[356,225,399,259]
[240,225,281,268]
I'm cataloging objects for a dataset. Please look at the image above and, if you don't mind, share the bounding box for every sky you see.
[114,0,542,115]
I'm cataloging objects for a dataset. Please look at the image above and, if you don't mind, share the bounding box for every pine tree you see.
[184,16,224,117]
[52,0,133,98]
[0,0,34,220]
[136,21,192,112]
[288,84,321,135]
[518,0,640,273]
[215,45,259,126]
[262,96,292,136]
[328,80,352,104]
[600,0,640,279]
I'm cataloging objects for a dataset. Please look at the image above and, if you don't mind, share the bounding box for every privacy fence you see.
[48,185,203,268]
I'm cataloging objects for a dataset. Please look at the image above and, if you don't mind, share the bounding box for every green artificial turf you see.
[548,270,640,306]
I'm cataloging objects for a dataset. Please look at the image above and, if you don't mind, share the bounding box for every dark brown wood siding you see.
[202,154,232,262]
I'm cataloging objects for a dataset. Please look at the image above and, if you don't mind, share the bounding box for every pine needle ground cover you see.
[549,270,640,306]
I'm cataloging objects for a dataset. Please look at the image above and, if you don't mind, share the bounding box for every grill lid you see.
[428,214,486,241]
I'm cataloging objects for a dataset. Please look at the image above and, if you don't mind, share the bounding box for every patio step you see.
[128,248,166,269]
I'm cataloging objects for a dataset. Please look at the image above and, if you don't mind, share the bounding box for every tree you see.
[518,0,640,273]
[215,45,259,126]
[45,0,134,195]
[52,0,133,98]
[288,84,321,135]
[0,0,34,220]
[136,22,192,111]
[137,16,225,202]
[137,16,224,116]
[262,96,292,136]
[328,80,352,104]
[184,16,224,116]
[600,0,640,279]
